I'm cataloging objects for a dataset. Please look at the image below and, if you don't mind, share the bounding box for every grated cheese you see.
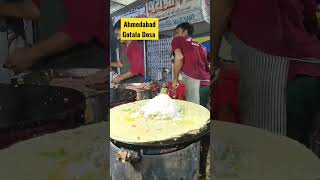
[131,94,182,121]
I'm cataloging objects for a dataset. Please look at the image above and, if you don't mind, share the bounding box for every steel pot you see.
[83,91,107,124]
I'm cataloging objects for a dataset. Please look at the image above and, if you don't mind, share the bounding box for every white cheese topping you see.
[131,94,182,121]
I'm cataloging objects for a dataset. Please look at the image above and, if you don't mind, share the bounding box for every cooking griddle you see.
[111,120,210,150]
[0,84,85,149]
[110,88,136,108]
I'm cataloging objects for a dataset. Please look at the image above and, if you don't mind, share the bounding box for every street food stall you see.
[110,0,211,179]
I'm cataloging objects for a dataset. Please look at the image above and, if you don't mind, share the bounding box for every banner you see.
[202,0,210,23]
[112,4,146,25]
[159,9,203,31]
[146,0,202,20]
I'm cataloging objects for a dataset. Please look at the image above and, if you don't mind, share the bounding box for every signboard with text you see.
[159,9,204,31]
[112,0,210,32]
[146,0,202,20]
[202,0,210,23]
[112,4,146,25]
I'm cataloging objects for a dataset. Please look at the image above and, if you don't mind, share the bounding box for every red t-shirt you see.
[230,0,320,78]
[211,66,240,123]
[32,0,106,49]
[63,0,106,48]
[171,37,210,83]
[123,41,144,76]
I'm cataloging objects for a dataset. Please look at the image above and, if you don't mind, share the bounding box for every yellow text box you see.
[120,18,159,41]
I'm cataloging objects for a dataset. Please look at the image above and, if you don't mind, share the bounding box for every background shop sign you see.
[202,0,210,23]
[159,9,204,31]
[146,0,202,20]
[112,4,146,25]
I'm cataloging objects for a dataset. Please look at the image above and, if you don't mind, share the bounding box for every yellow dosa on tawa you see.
[0,122,107,180]
[110,100,210,143]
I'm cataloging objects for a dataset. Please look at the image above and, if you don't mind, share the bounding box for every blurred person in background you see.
[213,0,320,146]
[111,20,144,84]
[211,35,240,123]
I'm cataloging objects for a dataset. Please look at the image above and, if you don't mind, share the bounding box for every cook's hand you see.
[4,47,36,73]
[172,80,179,90]
[116,61,123,68]
[112,77,122,85]
[110,61,123,68]
[171,55,174,64]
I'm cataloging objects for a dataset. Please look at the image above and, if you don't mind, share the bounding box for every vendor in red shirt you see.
[111,20,144,84]
[171,22,210,105]
[0,0,107,73]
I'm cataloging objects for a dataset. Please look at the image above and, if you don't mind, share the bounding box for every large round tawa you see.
[213,121,320,180]
[110,99,210,145]
[0,122,107,180]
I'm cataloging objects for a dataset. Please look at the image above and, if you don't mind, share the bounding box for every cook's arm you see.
[0,1,39,19]
[113,42,144,84]
[212,0,235,67]
[28,32,76,61]
[110,62,123,68]
[173,49,183,84]
[114,72,134,82]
